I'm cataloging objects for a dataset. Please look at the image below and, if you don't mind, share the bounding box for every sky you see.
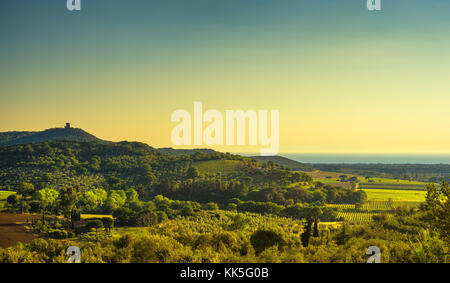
[1,0,450,154]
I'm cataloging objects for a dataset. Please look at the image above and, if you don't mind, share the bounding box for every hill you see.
[158,147,217,156]
[193,159,243,175]
[250,155,313,171]
[0,139,314,204]
[0,125,104,146]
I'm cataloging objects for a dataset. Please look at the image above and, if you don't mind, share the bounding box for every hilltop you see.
[158,147,217,156]
[0,124,104,146]
[250,155,313,171]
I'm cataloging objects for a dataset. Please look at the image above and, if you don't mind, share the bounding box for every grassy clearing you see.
[81,214,113,219]
[363,189,426,202]
[0,191,16,211]
[194,160,242,175]
[0,190,15,200]
[318,222,342,230]
[360,183,426,190]
[303,170,358,180]
[358,177,426,185]
[113,227,150,238]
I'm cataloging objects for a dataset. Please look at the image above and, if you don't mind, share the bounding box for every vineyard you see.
[327,200,421,223]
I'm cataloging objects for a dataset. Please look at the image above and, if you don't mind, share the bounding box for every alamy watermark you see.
[171,102,279,156]
[66,1,381,12]
[66,246,81,263]
[367,0,382,11]
[366,246,381,263]
[67,0,81,11]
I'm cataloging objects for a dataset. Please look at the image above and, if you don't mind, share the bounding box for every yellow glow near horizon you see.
[1,2,450,154]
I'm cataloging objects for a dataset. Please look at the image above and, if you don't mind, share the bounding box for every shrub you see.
[204,202,219,210]
[7,194,18,206]
[250,228,286,254]
[47,229,68,239]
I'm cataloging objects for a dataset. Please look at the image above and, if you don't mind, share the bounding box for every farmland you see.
[0,213,40,248]
[327,200,421,223]
[303,171,428,223]
[362,189,426,202]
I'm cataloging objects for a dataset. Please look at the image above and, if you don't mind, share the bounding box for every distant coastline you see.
[239,153,450,164]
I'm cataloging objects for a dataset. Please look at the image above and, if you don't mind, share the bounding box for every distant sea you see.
[239,153,450,164]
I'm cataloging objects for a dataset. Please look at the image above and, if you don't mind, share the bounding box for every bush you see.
[250,228,286,254]
[29,201,41,213]
[181,205,194,217]
[204,202,219,210]
[156,211,168,223]
[102,217,114,231]
[226,203,237,211]
[47,229,68,239]
[6,194,18,206]
[86,219,104,232]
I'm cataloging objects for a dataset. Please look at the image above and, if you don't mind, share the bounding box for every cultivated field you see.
[327,200,421,223]
[305,171,429,223]
[362,189,426,202]
[0,213,40,248]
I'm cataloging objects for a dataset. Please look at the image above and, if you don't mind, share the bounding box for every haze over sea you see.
[240,153,450,164]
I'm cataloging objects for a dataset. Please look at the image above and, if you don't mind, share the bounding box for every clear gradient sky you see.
[1,0,449,154]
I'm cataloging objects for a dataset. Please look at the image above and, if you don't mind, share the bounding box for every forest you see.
[0,140,448,263]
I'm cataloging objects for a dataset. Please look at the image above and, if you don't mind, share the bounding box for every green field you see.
[312,171,429,223]
[81,214,113,220]
[358,177,426,185]
[193,160,242,175]
[360,183,426,190]
[328,200,421,223]
[363,188,426,202]
[0,191,16,211]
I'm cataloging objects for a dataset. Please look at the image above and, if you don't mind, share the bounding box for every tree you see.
[181,204,194,216]
[250,228,286,254]
[20,200,30,213]
[313,217,319,237]
[326,188,337,203]
[101,217,114,233]
[113,207,136,226]
[156,211,168,223]
[136,211,157,227]
[300,218,313,247]
[59,187,78,225]
[204,202,219,210]
[126,188,139,203]
[105,190,127,211]
[141,171,156,187]
[311,191,325,203]
[18,182,35,197]
[335,224,351,245]
[352,189,367,205]
[423,182,449,243]
[86,219,104,235]
[186,166,199,179]
[7,194,18,206]
[339,175,348,182]
[79,189,107,211]
[32,188,59,223]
